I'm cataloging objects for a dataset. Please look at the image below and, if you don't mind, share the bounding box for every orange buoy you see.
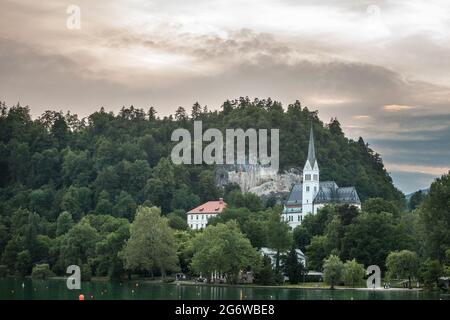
[79,294,85,300]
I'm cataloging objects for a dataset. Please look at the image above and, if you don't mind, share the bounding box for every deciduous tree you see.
[342,259,365,288]
[386,250,419,289]
[190,221,261,284]
[323,254,344,289]
[120,206,178,278]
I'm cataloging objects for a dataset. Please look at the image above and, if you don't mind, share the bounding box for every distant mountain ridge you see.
[405,188,430,201]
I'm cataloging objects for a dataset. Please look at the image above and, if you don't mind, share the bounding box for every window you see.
[305,174,311,181]
[314,186,317,192]
[313,174,318,181]
[306,186,310,192]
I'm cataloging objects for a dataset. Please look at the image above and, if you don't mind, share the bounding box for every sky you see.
[1,0,449,194]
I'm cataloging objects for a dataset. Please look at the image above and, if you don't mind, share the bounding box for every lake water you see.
[0,278,448,300]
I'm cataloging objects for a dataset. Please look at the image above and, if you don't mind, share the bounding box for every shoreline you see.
[170,281,423,292]
[4,276,427,292]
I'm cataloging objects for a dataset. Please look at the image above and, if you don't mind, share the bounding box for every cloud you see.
[1,0,450,193]
[352,115,371,120]
[387,164,450,176]
[383,104,416,111]
[389,171,442,195]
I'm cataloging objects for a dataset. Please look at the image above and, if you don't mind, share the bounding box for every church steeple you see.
[302,124,320,215]
[307,125,316,167]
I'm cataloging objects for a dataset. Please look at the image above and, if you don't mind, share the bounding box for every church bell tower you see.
[302,125,320,214]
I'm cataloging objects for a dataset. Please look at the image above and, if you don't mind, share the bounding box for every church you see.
[282,126,361,229]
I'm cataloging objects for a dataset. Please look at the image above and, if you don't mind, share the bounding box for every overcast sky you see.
[1,0,450,193]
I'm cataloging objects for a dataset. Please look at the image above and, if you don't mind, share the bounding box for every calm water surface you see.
[0,278,448,300]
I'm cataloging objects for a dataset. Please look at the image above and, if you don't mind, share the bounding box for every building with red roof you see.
[187,198,227,230]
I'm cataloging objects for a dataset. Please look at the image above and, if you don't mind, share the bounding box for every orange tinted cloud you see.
[352,115,371,120]
[383,104,415,111]
[386,163,450,176]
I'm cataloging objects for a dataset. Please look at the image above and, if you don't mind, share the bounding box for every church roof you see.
[306,125,317,167]
[314,184,361,205]
[336,187,361,204]
[284,181,361,206]
[319,181,339,189]
[285,183,303,205]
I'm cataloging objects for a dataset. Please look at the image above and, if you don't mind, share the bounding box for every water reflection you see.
[0,278,448,300]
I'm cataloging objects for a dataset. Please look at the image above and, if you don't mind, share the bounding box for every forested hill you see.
[0,97,403,220]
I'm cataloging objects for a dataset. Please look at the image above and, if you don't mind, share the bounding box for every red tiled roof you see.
[187,199,227,214]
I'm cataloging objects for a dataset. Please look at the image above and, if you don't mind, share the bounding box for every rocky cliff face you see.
[216,165,302,198]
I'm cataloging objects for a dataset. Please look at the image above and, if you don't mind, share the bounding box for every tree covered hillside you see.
[0,98,406,277]
[0,97,403,211]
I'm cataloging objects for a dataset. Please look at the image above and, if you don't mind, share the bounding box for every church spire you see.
[307,124,316,166]
[302,123,319,215]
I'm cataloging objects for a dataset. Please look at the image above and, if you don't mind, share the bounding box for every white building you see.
[187,198,227,230]
[282,126,361,229]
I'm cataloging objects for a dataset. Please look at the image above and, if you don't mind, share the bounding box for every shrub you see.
[31,264,54,279]
[420,259,442,289]
[162,277,176,283]
[81,264,92,281]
